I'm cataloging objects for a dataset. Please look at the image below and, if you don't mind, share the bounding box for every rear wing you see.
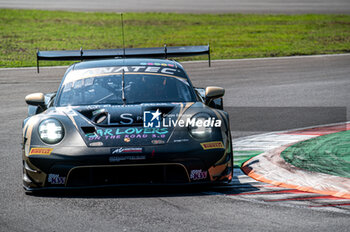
[36,45,211,72]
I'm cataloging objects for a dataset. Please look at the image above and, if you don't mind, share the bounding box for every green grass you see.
[234,150,264,168]
[1,9,350,68]
[281,130,350,178]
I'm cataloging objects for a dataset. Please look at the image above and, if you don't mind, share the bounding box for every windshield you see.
[57,74,196,106]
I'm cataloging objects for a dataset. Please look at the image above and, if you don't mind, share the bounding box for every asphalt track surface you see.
[0,54,350,231]
[1,0,350,14]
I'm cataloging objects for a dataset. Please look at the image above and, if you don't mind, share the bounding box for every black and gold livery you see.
[22,47,232,192]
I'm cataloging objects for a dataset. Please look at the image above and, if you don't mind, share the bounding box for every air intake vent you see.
[81,126,96,135]
[66,164,190,187]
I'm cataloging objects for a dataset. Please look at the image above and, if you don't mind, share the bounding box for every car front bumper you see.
[23,143,233,191]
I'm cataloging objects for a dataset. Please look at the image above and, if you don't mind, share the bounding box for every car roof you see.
[72,58,184,71]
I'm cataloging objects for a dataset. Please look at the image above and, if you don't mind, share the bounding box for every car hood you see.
[52,102,196,147]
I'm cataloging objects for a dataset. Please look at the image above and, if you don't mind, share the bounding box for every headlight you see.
[38,119,64,144]
[188,113,212,139]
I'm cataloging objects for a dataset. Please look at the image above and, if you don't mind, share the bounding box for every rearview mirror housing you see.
[25,93,45,106]
[205,86,225,99]
[204,86,225,109]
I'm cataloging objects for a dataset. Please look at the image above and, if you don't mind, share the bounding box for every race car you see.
[22,45,233,192]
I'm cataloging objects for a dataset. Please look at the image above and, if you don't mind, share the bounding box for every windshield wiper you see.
[122,69,126,105]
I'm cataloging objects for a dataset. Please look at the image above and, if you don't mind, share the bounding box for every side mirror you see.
[205,86,225,99]
[205,86,225,109]
[25,93,45,107]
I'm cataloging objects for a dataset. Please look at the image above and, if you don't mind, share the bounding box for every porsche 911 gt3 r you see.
[22,46,233,192]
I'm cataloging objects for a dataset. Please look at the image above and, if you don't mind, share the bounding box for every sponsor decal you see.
[29,148,53,155]
[151,140,165,145]
[64,66,182,85]
[111,147,142,154]
[140,62,175,68]
[89,127,168,137]
[106,113,140,126]
[163,117,221,128]
[143,109,221,128]
[190,169,208,180]
[86,127,169,141]
[144,109,162,128]
[47,174,66,185]
[109,155,146,162]
[200,141,224,150]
